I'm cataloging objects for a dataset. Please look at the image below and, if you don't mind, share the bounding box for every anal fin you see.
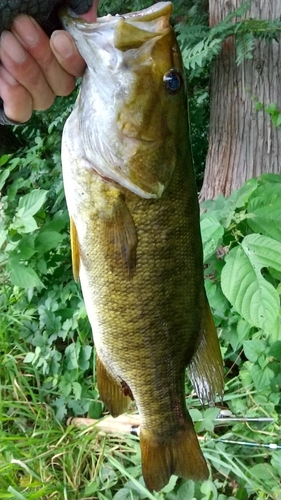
[70,217,80,282]
[96,355,132,418]
[189,292,224,404]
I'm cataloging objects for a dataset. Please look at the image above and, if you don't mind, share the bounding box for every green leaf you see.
[268,341,281,360]
[260,173,281,183]
[0,153,10,167]
[59,380,72,397]
[177,480,195,500]
[65,343,81,370]
[17,189,48,217]
[221,244,280,335]
[242,234,281,273]
[0,168,10,191]
[79,345,92,371]
[200,480,218,500]
[24,352,36,363]
[12,214,38,233]
[88,400,103,419]
[251,364,275,391]
[247,194,281,241]
[35,230,65,254]
[243,340,265,362]
[72,382,82,400]
[9,264,45,289]
[113,489,135,500]
[250,464,276,480]
[228,177,259,208]
[200,215,224,261]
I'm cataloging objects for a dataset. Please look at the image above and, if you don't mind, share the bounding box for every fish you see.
[61,1,224,492]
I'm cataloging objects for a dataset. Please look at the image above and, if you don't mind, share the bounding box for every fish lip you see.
[111,1,173,22]
[63,1,173,26]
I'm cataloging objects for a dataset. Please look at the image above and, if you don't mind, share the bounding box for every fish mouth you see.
[63,1,173,29]
[100,1,173,24]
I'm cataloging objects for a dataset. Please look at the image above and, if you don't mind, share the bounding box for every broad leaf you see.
[243,339,265,362]
[0,168,10,191]
[12,215,38,233]
[17,189,48,217]
[35,230,65,254]
[242,234,281,273]
[251,364,275,391]
[10,264,45,289]
[200,215,224,261]
[247,195,281,241]
[221,243,280,335]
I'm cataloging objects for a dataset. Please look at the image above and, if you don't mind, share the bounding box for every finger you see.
[0,30,55,111]
[50,31,86,78]
[50,1,99,75]
[80,0,99,22]
[0,66,32,122]
[11,15,77,97]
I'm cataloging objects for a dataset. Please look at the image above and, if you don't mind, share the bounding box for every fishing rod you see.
[67,412,279,450]
[213,438,281,450]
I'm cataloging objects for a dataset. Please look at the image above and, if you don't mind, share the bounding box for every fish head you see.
[62,2,187,199]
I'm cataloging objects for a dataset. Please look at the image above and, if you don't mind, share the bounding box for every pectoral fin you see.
[98,193,138,277]
[70,217,80,282]
[97,355,132,418]
[189,293,224,404]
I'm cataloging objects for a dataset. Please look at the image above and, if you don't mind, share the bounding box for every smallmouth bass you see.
[61,2,224,491]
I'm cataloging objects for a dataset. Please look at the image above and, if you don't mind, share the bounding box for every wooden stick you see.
[67,413,274,436]
[67,414,141,436]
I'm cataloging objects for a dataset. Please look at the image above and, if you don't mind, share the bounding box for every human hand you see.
[0,1,98,124]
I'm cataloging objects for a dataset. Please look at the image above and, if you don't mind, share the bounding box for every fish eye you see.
[163,69,183,95]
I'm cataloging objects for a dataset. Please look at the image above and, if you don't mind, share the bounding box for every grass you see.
[1,304,280,500]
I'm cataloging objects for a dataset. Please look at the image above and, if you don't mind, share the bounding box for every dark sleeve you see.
[0,0,94,126]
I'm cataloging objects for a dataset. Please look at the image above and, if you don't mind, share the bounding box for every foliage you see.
[1,123,280,499]
[201,173,281,428]
[0,93,102,421]
[0,1,281,498]
[176,0,281,78]
[252,99,281,128]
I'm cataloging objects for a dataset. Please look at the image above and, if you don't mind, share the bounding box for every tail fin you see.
[140,419,208,491]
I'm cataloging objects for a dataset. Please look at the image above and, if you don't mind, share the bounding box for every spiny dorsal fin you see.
[70,217,80,282]
[96,354,132,418]
[189,292,224,404]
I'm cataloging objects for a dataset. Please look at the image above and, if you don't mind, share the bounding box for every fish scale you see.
[60,1,224,492]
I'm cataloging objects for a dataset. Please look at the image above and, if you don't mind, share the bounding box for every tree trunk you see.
[200,0,281,201]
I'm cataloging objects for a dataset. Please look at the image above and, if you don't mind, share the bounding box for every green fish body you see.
[61,2,224,491]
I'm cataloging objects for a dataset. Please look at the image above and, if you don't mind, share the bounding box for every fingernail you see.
[13,15,40,46]
[51,32,75,58]
[1,31,27,63]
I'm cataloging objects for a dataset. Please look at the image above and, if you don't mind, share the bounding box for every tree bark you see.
[200,0,281,201]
